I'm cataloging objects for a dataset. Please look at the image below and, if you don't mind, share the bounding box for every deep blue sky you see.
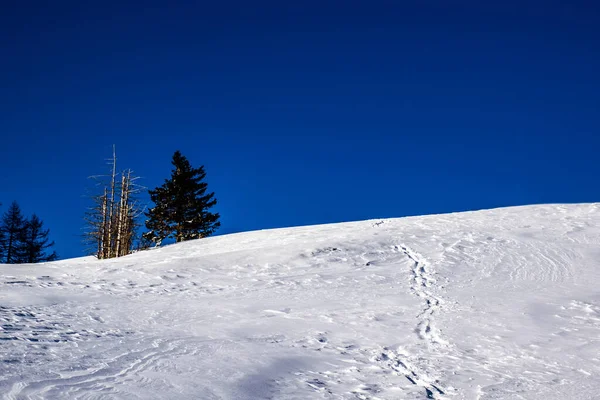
[1,1,599,259]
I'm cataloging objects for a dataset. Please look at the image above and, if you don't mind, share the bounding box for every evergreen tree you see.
[0,202,4,263]
[20,214,58,263]
[0,201,26,264]
[144,151,220,245]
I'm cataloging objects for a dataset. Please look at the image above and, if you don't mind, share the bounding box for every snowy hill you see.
[1,204,600,399]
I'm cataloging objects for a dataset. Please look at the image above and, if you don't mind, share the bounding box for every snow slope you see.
[1,204,600,399]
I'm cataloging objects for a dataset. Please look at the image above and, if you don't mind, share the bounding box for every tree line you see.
[1,148,220,264]
[0,201,57,264]
[85,148,220,260]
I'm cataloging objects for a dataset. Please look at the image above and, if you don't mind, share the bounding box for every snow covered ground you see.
[1,204,600,399]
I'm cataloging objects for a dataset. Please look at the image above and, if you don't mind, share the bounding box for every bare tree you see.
[114,169,144,257]
[84,146,144,259]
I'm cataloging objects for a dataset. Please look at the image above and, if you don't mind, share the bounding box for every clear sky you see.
[1,1,599,260]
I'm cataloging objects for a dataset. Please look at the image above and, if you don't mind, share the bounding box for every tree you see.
[0,202,4,262]
[144,151,220,245]
[84,146,143,259]
[19,214,58,263]
[0,201,26,264]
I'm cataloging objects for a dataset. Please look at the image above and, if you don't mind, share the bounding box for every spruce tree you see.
[0,202,4,263]
[20,214,58,263]
[0,201,26,264]
[144,151,220,245]
[0,228,4,263]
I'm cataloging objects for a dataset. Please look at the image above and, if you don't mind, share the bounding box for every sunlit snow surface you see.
[2,204,600,399]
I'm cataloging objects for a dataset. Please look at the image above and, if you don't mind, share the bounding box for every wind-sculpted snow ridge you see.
[1,204,600,399]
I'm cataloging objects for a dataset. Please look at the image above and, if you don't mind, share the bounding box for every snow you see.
[1,204,600,399]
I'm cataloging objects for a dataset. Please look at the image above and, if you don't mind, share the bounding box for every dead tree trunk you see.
[84,147,143,260]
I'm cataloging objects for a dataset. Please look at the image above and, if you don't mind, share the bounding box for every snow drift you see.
[1,204,599,399]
